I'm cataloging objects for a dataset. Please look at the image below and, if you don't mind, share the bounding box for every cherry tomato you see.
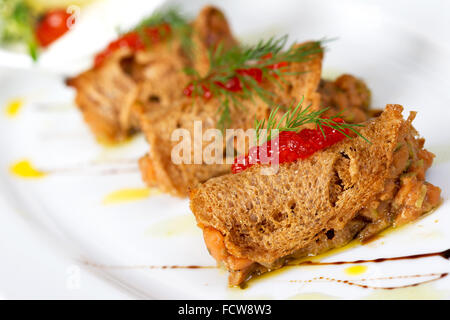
[35,9,72,47]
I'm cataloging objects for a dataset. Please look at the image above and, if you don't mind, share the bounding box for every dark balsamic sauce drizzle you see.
[287,248,450,267]
[82,261,216,269]
[289,272,448,290]
[83,249,450,290]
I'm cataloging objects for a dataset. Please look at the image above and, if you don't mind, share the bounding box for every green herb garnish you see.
[254,97,370,144]
[0,0,38,60]
[184,36,323,130]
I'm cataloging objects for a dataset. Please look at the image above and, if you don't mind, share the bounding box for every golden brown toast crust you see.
[139,43,324,196]
[190,105,411,265]
[67,6,236,143]
[66,50,139,142]
[192,6,237,77]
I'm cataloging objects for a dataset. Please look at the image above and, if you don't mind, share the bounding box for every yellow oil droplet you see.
[5,99,24,117]
[10,160,46,179]
[97,135,136,149]
[344,265,368,276]
[103,188,159,205]
[145,214,201,237]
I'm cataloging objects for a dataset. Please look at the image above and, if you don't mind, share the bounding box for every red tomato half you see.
[35,9,72,47]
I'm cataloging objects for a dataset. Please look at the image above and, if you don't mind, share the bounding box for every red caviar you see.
[266,61,289,70]
[183,83,195,97]
[236,68,263,83]
[35,9,72,47]
[261,52,273,60]
[260,53,290,70]
[94,24,171,67]
[202,85,213,99]
[231,118,349,174]
[214,76,242,92]
[183,53,289,99]
[183,83,212,100]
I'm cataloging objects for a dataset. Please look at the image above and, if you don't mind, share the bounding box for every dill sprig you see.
[209,35,288,71]
[125,7,193,57]
[255,97,370,144]
[185,36,323,129]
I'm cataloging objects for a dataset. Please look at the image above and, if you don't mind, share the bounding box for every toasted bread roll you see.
[66,50,139,142]
[139,42,324,196]
[192,6,237,76]
[67,6,236,143]
[190,105,441,286]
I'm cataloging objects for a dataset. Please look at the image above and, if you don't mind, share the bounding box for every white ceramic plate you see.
[1,0,449,299]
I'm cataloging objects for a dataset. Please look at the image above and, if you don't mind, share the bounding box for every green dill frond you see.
[0,0,38,61]
[186,35,324,129]
[255,97,370,144]
[209,35,289,71]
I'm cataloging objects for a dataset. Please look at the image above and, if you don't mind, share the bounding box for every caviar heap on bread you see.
[190,105,441,286]
[93,8,192,68]
[232,100,367,174]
